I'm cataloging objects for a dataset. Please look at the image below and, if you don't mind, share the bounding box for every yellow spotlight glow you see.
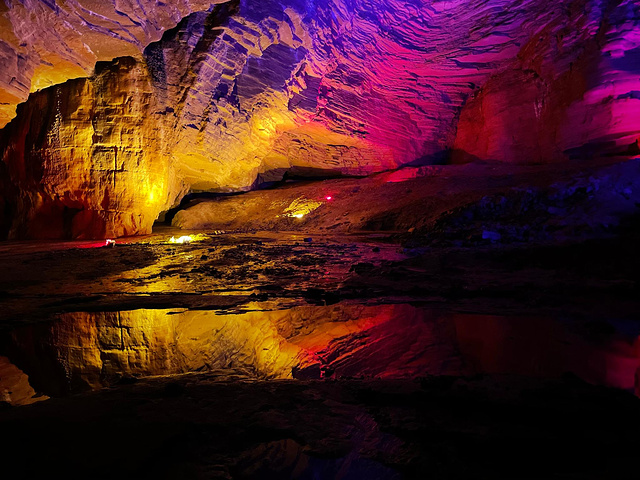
[282,197,323,219]
[169,236,192,244]
[167,233,208,244]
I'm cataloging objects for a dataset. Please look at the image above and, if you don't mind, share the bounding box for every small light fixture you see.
[169,235,194,244]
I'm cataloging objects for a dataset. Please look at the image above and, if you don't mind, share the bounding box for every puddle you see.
[1,304,639,405]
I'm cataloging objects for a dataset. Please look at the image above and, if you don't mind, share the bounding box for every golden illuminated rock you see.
[0,57,182,238]
[0,355,48,406]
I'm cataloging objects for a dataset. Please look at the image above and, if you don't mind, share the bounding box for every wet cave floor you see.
[0,226,639,479]
[2,161,640,479]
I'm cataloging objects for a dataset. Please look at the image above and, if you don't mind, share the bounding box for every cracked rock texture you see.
[1,0,640,238]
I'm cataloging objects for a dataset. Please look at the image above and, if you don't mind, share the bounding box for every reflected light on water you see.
[1,305,639,404]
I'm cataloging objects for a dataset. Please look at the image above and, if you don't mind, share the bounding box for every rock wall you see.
[0,57,180,238]
[453,0,640,163]
[0,0,222,128]
[1,0,640,238]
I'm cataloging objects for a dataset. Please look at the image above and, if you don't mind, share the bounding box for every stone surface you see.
[1,0,640,238]
[0,355,48,406]
[171,159,640,246]
[453,0,640,163]
[0,57,181,238]
[0,0,222,127]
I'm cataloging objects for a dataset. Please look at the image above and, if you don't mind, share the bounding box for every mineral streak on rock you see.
[1,0,640,238]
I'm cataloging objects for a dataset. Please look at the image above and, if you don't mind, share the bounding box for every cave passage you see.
[2,1,640,479]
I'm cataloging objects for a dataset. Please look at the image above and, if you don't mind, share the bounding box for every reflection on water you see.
[1,304,639,404]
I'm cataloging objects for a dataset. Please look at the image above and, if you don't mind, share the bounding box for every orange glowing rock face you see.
[0,58,178,239]
[1,1,640,239]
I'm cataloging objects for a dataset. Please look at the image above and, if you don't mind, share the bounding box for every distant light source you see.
[169,235,193,244]
[282,197,323,219]
[105,239,116,247]
[325,196,333,201]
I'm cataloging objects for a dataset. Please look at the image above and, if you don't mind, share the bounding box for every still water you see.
[2,303,638,405]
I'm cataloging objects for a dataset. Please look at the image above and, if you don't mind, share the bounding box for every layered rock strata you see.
[1,0,639,238]
[0,0,222,127]
[453,0,640,163]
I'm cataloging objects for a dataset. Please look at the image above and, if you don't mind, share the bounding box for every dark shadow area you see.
[1,374,639,480]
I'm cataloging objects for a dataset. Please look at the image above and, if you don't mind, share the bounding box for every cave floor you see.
[2,160,640,479]
[1,227,638,325]
[0,229,639,479]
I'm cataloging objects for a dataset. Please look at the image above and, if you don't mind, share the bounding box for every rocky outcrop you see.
[171,158,640,248]
[0,0,221,128]
[1,0,640,238]
[0,355,47,406]
[0,57,181,238]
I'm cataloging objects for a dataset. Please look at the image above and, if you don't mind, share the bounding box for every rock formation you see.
[0,0,639,238]
[453,0,640,163]
[0,0,221,127]
[0,57,180,238]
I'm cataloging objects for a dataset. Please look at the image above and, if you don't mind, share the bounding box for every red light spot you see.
[325,196,332,201]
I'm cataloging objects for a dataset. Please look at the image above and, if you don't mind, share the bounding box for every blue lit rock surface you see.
[1,0,640,238]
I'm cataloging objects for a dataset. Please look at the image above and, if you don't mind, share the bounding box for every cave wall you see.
[0,0,223,128]
[453,0,640,163]
[0,57,179,239]
[1,0,639,238]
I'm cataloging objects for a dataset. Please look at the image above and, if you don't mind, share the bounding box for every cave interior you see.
[1,1,640,479]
